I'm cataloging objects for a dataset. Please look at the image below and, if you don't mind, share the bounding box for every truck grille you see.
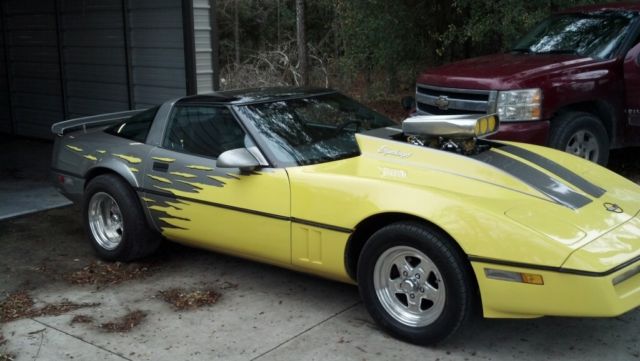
[416,84,497,116]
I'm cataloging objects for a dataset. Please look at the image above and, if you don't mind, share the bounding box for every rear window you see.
[106,107,159,142]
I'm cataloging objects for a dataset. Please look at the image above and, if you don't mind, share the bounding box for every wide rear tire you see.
[83,174,160,261]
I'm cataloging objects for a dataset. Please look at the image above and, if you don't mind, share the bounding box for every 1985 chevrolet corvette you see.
[51,88,640,344]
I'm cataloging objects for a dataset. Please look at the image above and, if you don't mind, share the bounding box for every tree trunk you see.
[234,0,240,66]
[296,0,309,86]
[276,0,281,48]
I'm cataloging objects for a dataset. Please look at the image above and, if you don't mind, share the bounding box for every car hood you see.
[287,133,640,270]
[302,134,639,248]
[417,53,598,90]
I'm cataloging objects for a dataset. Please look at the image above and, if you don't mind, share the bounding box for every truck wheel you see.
[548,112,609,165]
[357,222,473,345]
[83,174,160,261]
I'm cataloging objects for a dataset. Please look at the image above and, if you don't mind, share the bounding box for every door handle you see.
[153,162,169,172]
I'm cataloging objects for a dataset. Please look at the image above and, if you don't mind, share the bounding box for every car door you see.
[141,105,291,265]
[624,39,640,142]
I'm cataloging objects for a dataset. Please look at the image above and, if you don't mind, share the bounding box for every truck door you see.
[624,40,640,143]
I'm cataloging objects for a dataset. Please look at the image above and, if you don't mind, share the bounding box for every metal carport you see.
[0,0,216,139]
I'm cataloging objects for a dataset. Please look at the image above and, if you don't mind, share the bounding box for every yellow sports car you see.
[51,88,640,344]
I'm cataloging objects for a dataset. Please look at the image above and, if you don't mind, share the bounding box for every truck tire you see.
[548,111,609,165]
[83,174,160,261]
[357,221,474,345]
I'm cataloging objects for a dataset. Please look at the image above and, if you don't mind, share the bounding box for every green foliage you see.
[441,0,602,56]
[216,0,611,96]
[336,0,424,92]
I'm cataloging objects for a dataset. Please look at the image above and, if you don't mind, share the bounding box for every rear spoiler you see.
[51,109,146,136]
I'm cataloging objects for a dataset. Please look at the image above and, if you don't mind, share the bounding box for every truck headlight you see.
[497,89,542,121]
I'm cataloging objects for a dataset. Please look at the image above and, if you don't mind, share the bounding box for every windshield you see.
[512,11,638,59]
[234,93,395,166]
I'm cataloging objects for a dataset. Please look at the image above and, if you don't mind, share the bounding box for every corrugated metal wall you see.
[3,0,65,139]
[0,7,11,134]
[193,0,214,94]
[129,0,186,108]
[60,0,129,118]
[0,0,199,139]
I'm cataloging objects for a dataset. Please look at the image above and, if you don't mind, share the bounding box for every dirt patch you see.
[157,288,220,311]
[0,292,33,323]
[0,353,15,361]
[99,310,147,333]
[66,261,155,287]
[70,314,94,325]
[0,206,88,295]
[0,291,99,323]
[0,332,12,361]
[71,311,145,333]
[37,301,100,318]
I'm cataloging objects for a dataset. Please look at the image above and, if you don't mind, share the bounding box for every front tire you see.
[548,111,609,165]
[83,174,160,261]
[357,222,474,345]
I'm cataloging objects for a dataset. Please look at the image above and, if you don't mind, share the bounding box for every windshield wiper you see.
[534,49,578,55]
[511,48,532,53]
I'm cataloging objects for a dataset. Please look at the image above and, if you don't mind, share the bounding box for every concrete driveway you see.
[0,135,71,221]
[1,206,639,361]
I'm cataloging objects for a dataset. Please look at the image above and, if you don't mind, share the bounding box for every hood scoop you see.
[401,114,499,156]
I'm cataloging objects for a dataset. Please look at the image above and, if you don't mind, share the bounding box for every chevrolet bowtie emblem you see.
[603,202,623,213]
[434,95,450,110]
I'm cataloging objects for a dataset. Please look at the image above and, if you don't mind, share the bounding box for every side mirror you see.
[401,96,416,111]
[217,148,260,172]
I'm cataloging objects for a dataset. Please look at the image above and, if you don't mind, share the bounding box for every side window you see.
[106,106,159,142]
[163,106,246,158]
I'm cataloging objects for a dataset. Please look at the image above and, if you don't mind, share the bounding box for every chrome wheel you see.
[88,192,124,251]
[566,130,599,162]
[373,246,446,327]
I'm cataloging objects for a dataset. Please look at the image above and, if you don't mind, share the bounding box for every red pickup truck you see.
[414,3,640,164]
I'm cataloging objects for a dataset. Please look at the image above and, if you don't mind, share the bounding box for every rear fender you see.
[84,161,160,234]
[85,159,141,189]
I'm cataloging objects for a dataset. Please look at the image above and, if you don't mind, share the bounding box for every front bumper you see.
[487,120,550,145]
[472,259,640,319]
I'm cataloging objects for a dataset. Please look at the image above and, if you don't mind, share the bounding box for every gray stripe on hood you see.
[498,144,605,198]
[474,150,592,209]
